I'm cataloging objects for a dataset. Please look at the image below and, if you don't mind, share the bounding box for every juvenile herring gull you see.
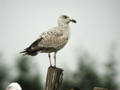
[20,14,76,67]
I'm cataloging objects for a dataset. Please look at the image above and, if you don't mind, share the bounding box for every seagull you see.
[6,82,22,90]
[20,14,76,67]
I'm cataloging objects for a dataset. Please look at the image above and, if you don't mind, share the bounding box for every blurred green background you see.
[0,44,119,90]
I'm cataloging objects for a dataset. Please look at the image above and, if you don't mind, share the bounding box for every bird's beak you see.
[70,19,77,23]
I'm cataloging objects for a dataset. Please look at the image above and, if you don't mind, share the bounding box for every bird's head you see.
[6,82,22,90]
[58,14,77,26]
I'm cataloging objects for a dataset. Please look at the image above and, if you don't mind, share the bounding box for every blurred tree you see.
[13,56,43,90]
[0,44,119,90]
[62,53,102,90]
[62,49,119,90]
[73,53,102,90]
[0,53,9,90]
[62,76,75,90]
[0,64,9,90]
[103,44,118,90]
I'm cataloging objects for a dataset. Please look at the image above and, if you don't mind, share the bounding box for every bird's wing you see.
[25,27,62,51]
[20,27,68,55]
[20,37,43,56]
[38,28,68,48]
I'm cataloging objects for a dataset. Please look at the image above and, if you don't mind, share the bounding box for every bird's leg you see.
[54,52,56,67]
[48,53,52,66]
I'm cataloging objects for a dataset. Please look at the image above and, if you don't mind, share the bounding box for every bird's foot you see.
[49,65,56,68]
[50,65,53,67]
[53,65,56,68]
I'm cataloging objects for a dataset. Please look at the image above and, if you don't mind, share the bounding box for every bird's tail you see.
[20,47,38,56]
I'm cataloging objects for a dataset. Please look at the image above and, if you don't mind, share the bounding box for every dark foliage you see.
[0,47,119,90]
[61,52,118,90]
[14,56,42,90]
[0,54,9,90]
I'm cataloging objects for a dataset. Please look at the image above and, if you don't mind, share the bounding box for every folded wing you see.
[20,29,68,56]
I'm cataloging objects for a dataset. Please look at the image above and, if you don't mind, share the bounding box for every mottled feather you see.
[20,14,76,57]
[20,27,69,55]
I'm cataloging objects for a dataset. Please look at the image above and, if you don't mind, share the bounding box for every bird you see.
[6,82,22,90]
[20,14,76,67]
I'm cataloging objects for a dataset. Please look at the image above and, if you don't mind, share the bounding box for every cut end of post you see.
[48,66,64,71]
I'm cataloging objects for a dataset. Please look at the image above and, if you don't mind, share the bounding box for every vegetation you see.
[14,57,42,90]
[0,48,119,90]
[61,52,118,90]
[0,53,9,90]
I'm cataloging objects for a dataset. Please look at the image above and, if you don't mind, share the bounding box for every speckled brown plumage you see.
[20,14,76,67]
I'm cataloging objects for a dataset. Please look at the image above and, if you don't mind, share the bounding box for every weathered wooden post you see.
[45,66,63,90]
[93,87,108,90]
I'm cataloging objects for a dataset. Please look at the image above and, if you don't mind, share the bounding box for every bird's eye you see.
[63,15,68,19]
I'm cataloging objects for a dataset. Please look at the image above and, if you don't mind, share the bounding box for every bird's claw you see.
[53,65,56,68]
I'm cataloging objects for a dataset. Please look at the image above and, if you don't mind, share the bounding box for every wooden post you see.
[45,66,63,90]
[93,87,108,90]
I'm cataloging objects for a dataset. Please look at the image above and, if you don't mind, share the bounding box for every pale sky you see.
[0,0,120,82]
